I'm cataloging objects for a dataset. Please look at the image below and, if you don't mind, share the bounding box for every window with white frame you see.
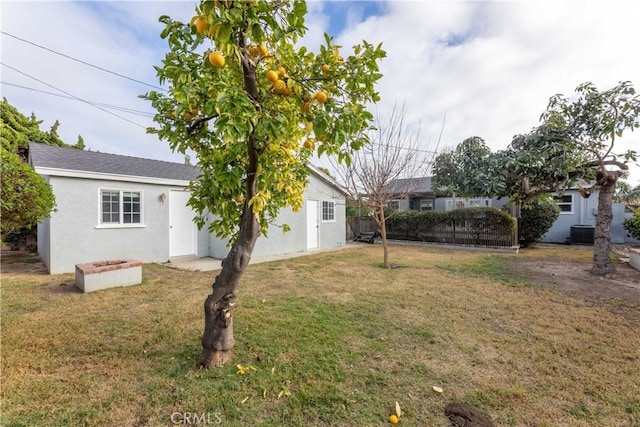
[322,200,335,221]
[553,194,573,213]
[101,190,142,225]
[420,199,434,211]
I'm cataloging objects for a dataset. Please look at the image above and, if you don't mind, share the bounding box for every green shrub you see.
[519,198,560,247]
[0,148,56,240]
[623,207,640,240]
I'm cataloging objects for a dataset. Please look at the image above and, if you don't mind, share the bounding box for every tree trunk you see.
[380,213,390,269]
[591,176,617,275]
[197,27,262,368]
[198,207,260,368]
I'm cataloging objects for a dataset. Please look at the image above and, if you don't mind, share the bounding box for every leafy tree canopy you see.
[433,81,640,203]
[145,0,385,242]
[432,136,495,197]
[0,98,69,156]
[0,98,79,239]
[0,149,56,237]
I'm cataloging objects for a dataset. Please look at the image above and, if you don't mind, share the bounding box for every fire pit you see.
[75,259,142,293]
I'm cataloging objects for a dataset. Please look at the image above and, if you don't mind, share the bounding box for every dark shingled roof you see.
[383,177,434,196]
[29,142,200,181]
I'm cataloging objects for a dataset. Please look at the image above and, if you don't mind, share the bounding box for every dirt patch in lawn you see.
[1,252,48,276]
[510,245,640,307]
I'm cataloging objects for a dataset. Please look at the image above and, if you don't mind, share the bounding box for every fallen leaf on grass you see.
[236,364,257,375]
[277,388,291,399]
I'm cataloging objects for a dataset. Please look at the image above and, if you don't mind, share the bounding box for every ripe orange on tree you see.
[194,16,207,35]
[315,91,328,104]
[273,80,286,93]
[209,51,225,68]
[184,106,199,120]
[266,70,279,83]
[321,63,330,73]
[303,139,315,150]
[277,66,286,78]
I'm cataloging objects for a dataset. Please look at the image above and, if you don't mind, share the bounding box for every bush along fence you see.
[362,208,517,248]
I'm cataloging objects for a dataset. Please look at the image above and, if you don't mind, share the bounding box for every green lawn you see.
[2,246,639,426]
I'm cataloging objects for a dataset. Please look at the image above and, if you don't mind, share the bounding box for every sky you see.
[2,0,639,184]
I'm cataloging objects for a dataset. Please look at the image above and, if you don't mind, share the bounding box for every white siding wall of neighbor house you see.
[434,197,498,211]
[41,176,208,274]
[209,172,346,259]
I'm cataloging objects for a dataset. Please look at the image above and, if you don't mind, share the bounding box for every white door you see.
[307,200,319,250]
[170,190,196,257]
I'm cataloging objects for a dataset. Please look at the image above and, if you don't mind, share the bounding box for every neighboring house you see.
[384,177,503,212]
[383,177,436,212]
[540,190,634,244]
[384,176,636,245]
[29,143,346,274]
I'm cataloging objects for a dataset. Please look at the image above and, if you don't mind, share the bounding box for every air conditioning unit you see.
[570,225,595,245]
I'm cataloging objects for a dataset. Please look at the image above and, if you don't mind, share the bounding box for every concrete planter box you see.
[629,249,640,271]
[75,259,143,293]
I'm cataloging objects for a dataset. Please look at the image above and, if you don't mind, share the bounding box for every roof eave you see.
[33,166,193,187]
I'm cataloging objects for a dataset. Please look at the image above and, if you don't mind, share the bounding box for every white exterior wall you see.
[42,176,208,274]
[209,171,346,259]
[541,190,627,244]
[305,172,346,252]
[37,216,52,272]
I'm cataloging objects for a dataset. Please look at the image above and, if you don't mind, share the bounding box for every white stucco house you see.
[29,143,346,274]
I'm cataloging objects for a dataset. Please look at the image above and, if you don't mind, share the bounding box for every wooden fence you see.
[346,217,378,241]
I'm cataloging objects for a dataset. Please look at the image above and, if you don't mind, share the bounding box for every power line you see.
[368,141,441,155]
[1,81,155,118]
[1,62,148,129]
[0,31,167,92]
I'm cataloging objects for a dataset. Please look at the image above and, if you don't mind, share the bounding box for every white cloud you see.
[325,0,640,183]
[2,1,639,183]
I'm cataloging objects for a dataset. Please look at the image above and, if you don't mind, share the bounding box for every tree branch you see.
[188,115,218,134]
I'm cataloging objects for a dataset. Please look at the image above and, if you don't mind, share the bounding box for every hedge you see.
[386,208,516,247]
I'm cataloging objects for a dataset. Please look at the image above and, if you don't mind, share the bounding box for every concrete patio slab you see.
[165,244,358,272]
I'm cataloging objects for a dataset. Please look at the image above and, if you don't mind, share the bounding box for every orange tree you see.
[144,0,385,368]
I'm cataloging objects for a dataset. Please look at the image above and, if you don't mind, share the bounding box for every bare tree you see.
[333,103,443,268]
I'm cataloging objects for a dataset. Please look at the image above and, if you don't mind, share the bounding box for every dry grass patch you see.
[2,246,639,426]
